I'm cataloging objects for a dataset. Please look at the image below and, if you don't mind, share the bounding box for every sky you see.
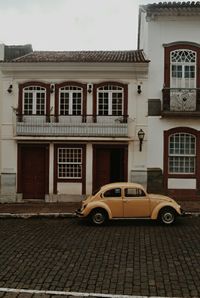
[0,0,190,51]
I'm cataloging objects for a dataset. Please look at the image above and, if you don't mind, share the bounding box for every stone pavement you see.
[0,217,200,298]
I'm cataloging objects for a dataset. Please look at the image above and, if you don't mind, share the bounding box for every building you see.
[138,2,200,200]
[0,48,149,202]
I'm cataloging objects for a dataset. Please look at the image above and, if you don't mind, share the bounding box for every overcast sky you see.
[0,0,186,51]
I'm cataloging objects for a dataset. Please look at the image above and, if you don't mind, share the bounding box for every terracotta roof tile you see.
[142,1,200,17]
[12,50,149,63]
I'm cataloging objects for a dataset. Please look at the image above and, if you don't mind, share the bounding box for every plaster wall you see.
[146,17,200,98]
[147,117,200,170]
[0,66,149,201]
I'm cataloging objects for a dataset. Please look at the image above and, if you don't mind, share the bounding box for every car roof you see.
[100,182,145,191]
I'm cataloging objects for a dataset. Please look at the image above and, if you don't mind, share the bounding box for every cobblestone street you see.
[0,217,199,298]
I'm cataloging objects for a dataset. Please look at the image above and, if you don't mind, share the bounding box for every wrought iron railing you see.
[15,114,129,137]
[162,88,200,113]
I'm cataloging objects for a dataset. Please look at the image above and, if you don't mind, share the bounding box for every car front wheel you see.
[89,209,108,226]
[159,208,176,225]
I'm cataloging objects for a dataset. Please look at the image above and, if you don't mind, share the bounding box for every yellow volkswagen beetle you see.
[76,182,184,225]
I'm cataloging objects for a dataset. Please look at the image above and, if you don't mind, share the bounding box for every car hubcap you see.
[93,212,104,224]
[162,212,174,224]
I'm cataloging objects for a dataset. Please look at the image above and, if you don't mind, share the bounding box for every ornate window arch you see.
[18,81,50,116]
[168,132,196,174]
[93,81,128,120]
[163,43,200,112]
[55,82,87,118]
[164,127,198,177]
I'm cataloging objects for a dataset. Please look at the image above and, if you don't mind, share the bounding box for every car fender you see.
[151,202,181,220]
[83,201,112,219]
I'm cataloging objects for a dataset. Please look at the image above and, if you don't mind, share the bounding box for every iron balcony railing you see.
[162,88,200,113]
[15,114,129,137]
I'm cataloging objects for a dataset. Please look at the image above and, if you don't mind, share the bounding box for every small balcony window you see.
[163,45,200,114]
[23,86,46,115]
[97,85,123,116]
[59,86,83,116]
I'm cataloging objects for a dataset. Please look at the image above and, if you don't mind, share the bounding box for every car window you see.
[104,188,121,198]
[125,188,146,197]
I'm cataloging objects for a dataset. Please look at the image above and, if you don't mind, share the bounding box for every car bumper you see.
[75,208,84,217]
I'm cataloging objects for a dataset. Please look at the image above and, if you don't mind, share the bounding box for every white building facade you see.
[138,2,200,200]
[0,50,149,202]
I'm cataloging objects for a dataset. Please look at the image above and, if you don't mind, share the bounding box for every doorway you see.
[93,145,128,192]
[18,144,49,199]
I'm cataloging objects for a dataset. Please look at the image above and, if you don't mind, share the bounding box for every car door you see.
[123,187,150,218]
[103,187,124,217]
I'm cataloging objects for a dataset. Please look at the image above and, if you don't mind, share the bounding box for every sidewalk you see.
[0,202,81,218]
[0,200,199,218]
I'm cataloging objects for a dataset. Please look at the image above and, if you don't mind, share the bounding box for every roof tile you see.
[12,50,149,63]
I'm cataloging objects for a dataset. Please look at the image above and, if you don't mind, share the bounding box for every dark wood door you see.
[21,147,46,199]
[93,149,110,192]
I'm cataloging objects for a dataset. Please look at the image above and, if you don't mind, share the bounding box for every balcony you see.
[15,114,128,138]
[162,88,200,117]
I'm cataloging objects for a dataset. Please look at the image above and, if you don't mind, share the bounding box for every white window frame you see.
[58,147,82,179]
[59,86,83,115]
[170,49,196,89]
[97,85,124,116]
[168,133,196,174]
[23,86,46,115]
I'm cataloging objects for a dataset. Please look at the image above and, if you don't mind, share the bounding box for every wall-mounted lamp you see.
[87,83,93,94]
[137,129,145,152]
[137,85,142,94]
[7,84,13,93]
[50,84,54,93]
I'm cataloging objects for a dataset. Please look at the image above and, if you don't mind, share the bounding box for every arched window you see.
[168,132,196,174]
[97,85,124,116]
[170,49,196,89]
[59,86,83,115]
[23,86,46,115]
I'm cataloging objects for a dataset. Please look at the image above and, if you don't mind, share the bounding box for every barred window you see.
[59,86,82,115]
[23,86,46,115]
[97,85,123,116]
[169,133,196,174]
[58,148,82,179]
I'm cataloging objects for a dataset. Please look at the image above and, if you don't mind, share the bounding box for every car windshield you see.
[92,187,101,195]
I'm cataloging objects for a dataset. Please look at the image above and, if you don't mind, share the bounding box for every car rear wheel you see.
[159,208,176,225]
[89,209,108,226]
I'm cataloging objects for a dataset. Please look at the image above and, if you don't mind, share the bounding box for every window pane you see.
[98,92,109,115]
[72,92,82,115]
[24,92,33,115]
[60,93,69,115]
[104,188,121,197]
[36,92,45,115]
[112,93,123,116]
[169,133,196,174]
[58,148,82,179]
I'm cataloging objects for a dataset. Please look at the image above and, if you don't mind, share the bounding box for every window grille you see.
[59,86,82,115]
[168,133,196,174]
[58,148,82,179]
[97,85,123,116]
[23,86,46,115]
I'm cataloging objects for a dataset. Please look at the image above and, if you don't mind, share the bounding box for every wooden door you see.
[21,146,46,199]
[93,149,110,192]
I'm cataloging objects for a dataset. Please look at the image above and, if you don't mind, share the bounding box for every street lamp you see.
[137,129,145,152]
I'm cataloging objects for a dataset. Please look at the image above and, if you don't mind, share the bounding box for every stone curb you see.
[0,212,76,219]
[0,212,199,219]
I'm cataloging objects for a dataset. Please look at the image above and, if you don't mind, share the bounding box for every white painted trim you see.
[0,287,178,298]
